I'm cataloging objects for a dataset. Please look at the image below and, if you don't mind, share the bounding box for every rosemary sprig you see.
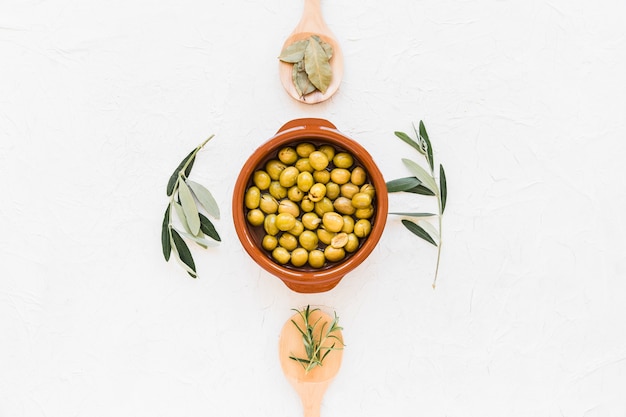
[289,305,344,374]
[386,121,448,289]
[161,136,221,278]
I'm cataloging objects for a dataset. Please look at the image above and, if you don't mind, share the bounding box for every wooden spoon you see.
[279,0,344,104]
[279,309,344,417]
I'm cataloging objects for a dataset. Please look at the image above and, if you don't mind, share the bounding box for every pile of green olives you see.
[244,142,375,269]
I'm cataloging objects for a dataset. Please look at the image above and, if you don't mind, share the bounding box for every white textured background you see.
[2,0,625,415]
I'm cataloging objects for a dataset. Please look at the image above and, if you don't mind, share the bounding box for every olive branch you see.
[161,136,221,278]
[386,121,448,289]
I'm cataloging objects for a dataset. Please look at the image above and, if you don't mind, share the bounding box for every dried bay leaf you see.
[293,60,316,98]
[304,37,332,94]
[279,39,309,63]
[311,35,333,59]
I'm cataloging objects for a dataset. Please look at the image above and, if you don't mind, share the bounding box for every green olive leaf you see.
[170,229,197,278]
[406,184,436,196]
[401,219,437,247]
[394,131,424,155]
[440,164,447,214]
[176,229,220,248]
[402,158,438,195]
[186,180,220,220]
[386,177,421,193]
[418,219,440,245]
[199,213,221,242]
[279,39,309,63]
[178,179,200,236]
[304,37,332,94]
[173,202,191,234]
[161,205,172,261]
[389,212,436,217]
[166,150,195,196]
[418,121,434,172]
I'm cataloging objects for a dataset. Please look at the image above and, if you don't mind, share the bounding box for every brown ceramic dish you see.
[232,118,388,293]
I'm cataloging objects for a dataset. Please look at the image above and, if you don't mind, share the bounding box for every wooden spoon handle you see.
[296,0,330,35]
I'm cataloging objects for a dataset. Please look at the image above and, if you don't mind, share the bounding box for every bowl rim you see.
[232,118,388,290]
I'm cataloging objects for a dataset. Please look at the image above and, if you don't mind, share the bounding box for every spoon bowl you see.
[279,309,343,417]
[279,0,344,104]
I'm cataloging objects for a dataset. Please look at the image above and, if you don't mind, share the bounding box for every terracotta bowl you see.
[232,118,388,293]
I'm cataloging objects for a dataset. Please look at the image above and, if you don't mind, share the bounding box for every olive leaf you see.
[187,180,220,220]
[440,164,447,214]
[161,206,171,261]
[389,212,436,217]
[178,179,200,236]
[386,176,421,193]
[170,229,197,278]
[394,131,424,155]
[173,202,191,234]
[166,150,195,196]
[402,158,438,195]
[406,184,436,196]
[418,121,434,172]
[199,213,221,242]
[279,39,309,63]
[304,37,332,94]
[418,219,440,245]
[176,230,220,248]
[401,219,437,246]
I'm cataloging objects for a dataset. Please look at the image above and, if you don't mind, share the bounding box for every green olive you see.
[341,215,355,233]
[325,182,340,200]
[324,245,345,262]
[266,159,287,180]
[333,152,353,169]
[278,199,300,217]
[259,194,278,214]
[360,184,376,198]
[300,197,314,213]
[333,196,356,215]
[246,209,265,226]
[262,234,278,251]
[279,233,298,251]
[287,186,304,202]
[264,214,279,236]
[354,219,372,238]
[309,151,329,171]
[314,197,334,217]
[340,183,360,199]
[269,181,287,200]
[289,220,304,237]
[308,250,325,268]
[253,170,271,190]
[272,247,290,264]
[330,168,351,185]
[322,212,344,233]
[278,146,298,165]
[351,192,372,209]
[350,166,367,186]
[313,170,331,184]
[301,212,321,230]
[317,228,335,245]
[290,248,309,267]
[297,171,314,192]
[308,183,326,202]
[279,166,299,188]
[355,206,374,219]
[319,144,336,161]
[296,142,316,157]
[275,212,297,231]
[330,232,349,249]
[245,186,261,209]
[295,158,314,173]
[299,230,319,251]
[345,233,360,252]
